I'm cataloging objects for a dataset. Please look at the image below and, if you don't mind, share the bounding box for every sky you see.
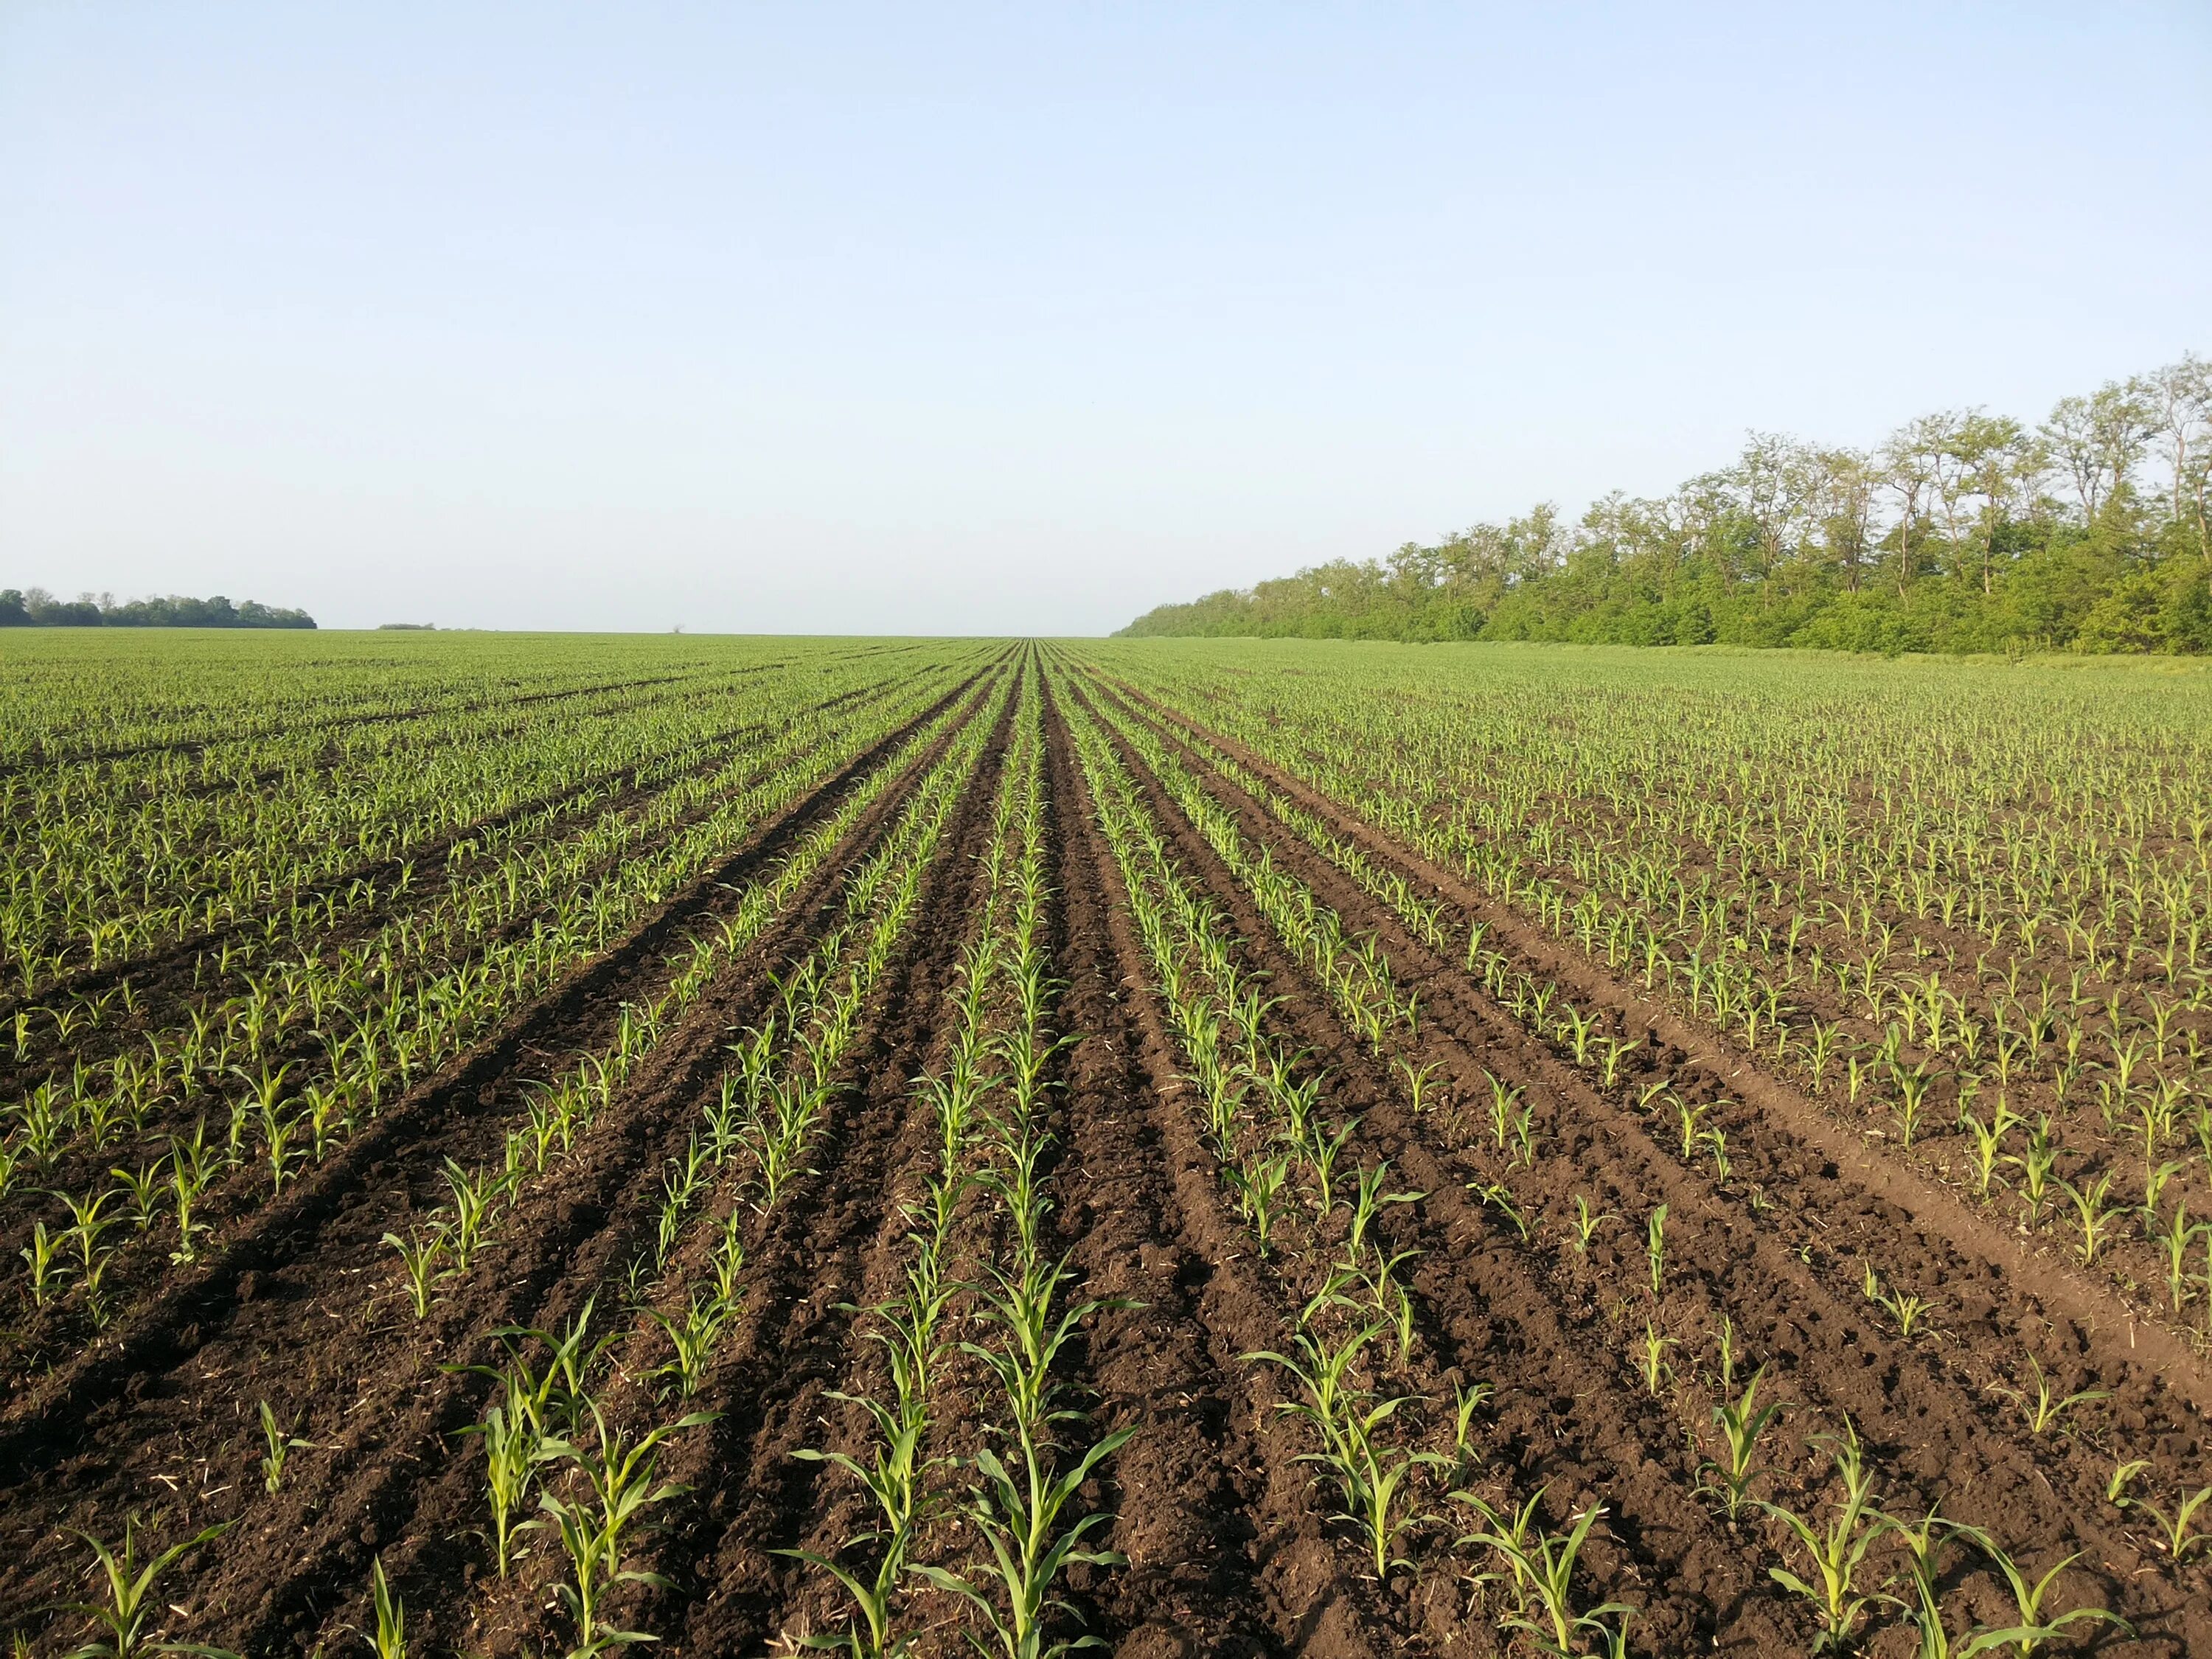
[1,4,2207,636]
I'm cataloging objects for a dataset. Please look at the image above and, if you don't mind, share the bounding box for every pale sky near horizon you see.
[2,4,2206,636]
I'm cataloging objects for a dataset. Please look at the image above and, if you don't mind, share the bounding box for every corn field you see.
[3,628,2208,1658]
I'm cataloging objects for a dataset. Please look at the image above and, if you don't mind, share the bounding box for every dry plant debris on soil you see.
[1,629,2210,1659]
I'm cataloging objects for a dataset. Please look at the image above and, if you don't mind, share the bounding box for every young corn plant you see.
[1860,1261,1933,1338]
[1976,1540,2130,1652]
[2056,1172,2122,1265]
[646,1286,738,1400]
[257,1400,315,1493]
[50,1517,239,1659]
[784,1363,943,1659]
[1473,1178,1533,1244]
[2150,1200,2207,1314]
[960,1272,1062,1437]
[2006,1117,2061,1229]
[1310,1393,1448,1580]
[1695,1366,1784,1522]
[2131,1481,2211,1561]
[1486,1071,1526,1154]
[358,1558,408,1659]
[1448,1378,1495,1475]
[536,1401,717,1655]
[1889,1058,1936,1149]
[381,1226,446,1319]
[1394,1056,1443,1116]
[19,1218,64,1307]
[1757,1424,1891,1655]
[1958,1095,2018,1197]
[1568,1195,1613,1255]
[457,1397,556,1577]
[1225,1153,1293,1256]
[1458,1489,1635,1659]
[911,1419,1134,1659]
[1986,1354,2106,1439]
[1638,1321,1676,1397]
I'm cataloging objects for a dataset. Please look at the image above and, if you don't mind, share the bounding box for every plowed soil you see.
[6,644,2206,1659]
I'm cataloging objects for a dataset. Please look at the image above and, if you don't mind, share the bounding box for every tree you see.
[1117,348,2210,655]
[1879,421,1938,597]
[1810,448,1879,593]
[2139,355,2211,565]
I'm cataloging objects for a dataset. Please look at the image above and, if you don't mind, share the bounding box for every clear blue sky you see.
[2,3,2205,635]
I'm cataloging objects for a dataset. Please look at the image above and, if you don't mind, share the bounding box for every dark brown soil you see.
[9,648,2205,1659]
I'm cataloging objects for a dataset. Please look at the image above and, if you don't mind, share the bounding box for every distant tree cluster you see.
[1121,354,2212,655]
[0,589,316,630]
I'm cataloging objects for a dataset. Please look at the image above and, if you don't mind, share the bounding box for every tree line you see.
[1120,354,2211,655]
[1,589,317,630]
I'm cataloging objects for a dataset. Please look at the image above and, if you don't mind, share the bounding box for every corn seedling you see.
[1673,1095,1711,1159]
[1458,1489,1635,1659]
[1756,1424,1890,1655]
[1695,1366,1784,1521]
[1318,1396,1448,1579]
[2132,1482,2211,1560]
[1959,1097,2017,1197]
[536,1401,717,1652]
[2006,1117,2060,1227]
[647,1286,738,1399]
[2056,1171,2121,1265]
[50,1517,239,1659]
[1568,1194,1613,1254]
[1890,1058,1936,1149]
[1472,1178,1532,1243]
[1976,1540,2129,1653]
[1886,1511,2075,1659]
[20,1218,64,1307]
[1450,1378,1494,1471]
[457,1397,556,1576]
[1986,1354,2106,1438]
[2105,1458,2149,1508]
[2150,1212,2203,1310]
[257,1400,315,1492]
[381,1226,446,1319]
[784,1382,941,1659]
[1636,1318,1677,1397]
[1860,1260,1933,1338]
[1486,1071,1524,1152]
[1394,1056,1442,1115]
[1225,1153,1293,1256]
[910,1416,1134,1659]
[357,1558,408,1659]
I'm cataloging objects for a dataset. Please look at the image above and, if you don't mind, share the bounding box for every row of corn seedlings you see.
[1077,664,2156,1655]
[1092,669,2212,1565]
[1082,650,2212,1348]
[4,671,993,1339]
[3,650,931,994]
[426,669,1012,1659]
[4,675,897,1209]
[0,662,927,1102]
[785,664,1133,1657]
[1062,678,1638,1653]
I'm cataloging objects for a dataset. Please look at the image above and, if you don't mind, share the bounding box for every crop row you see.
[1057,653,2188,1655]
